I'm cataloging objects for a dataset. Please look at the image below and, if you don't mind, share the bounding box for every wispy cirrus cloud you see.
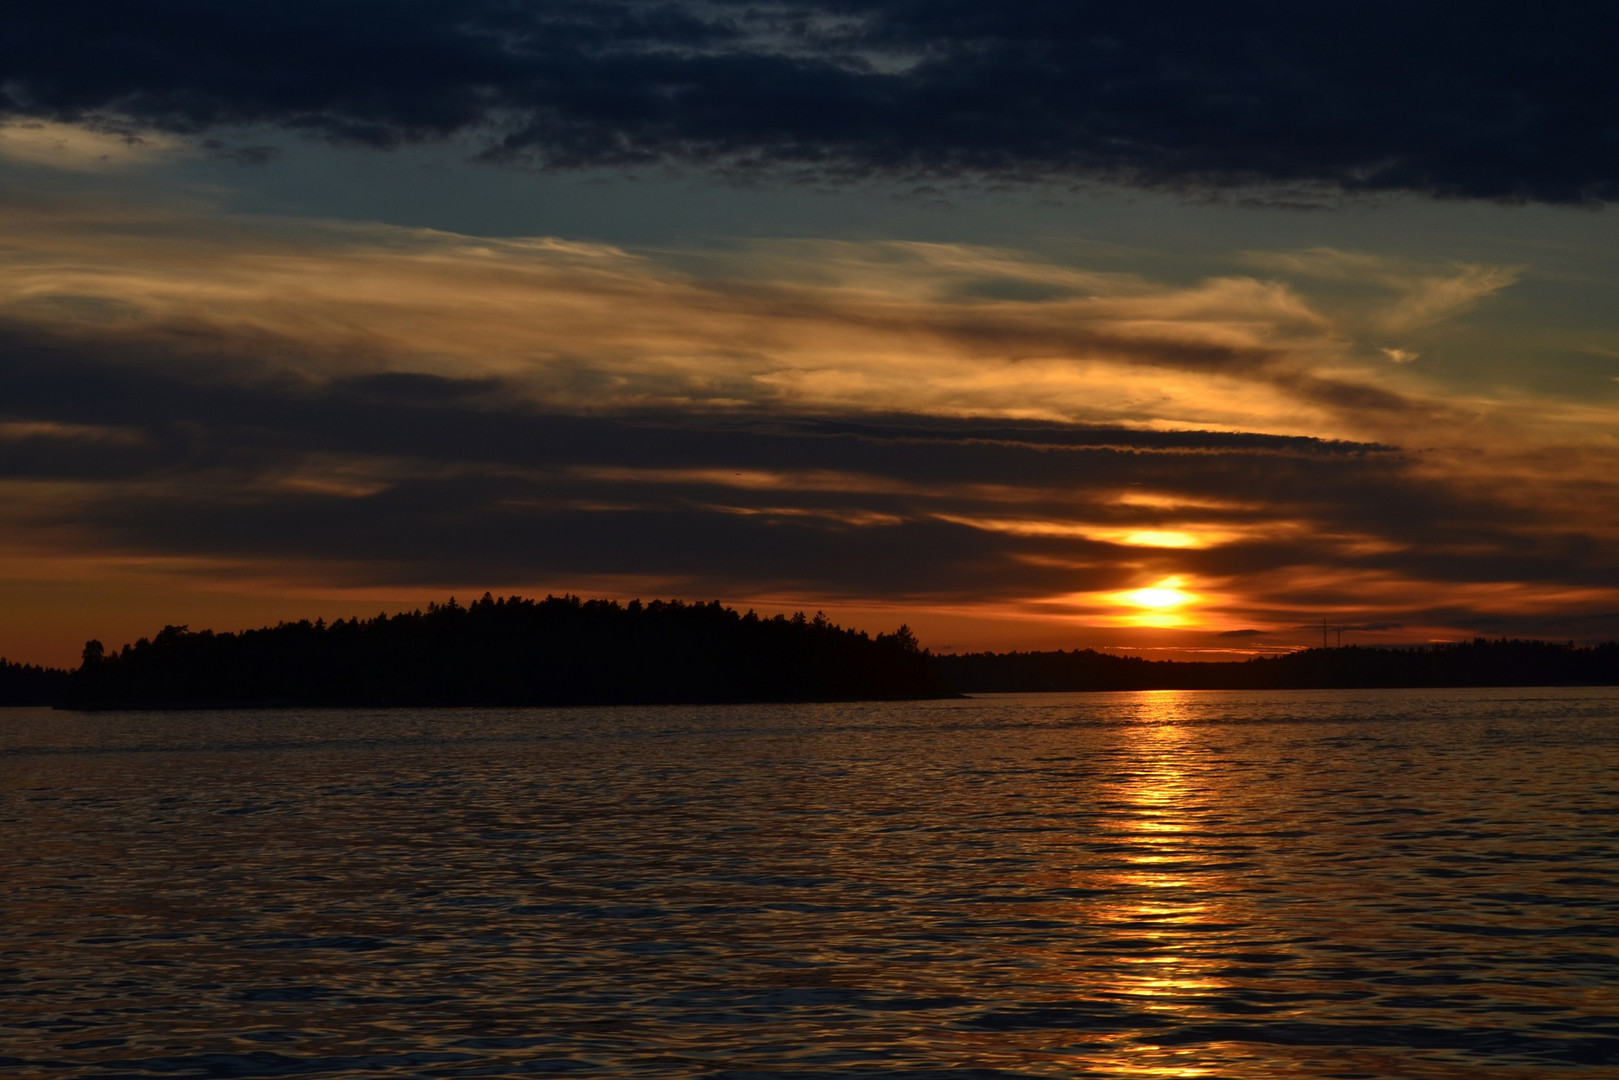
[0,200,1445,440]
[1243,248,1521,336]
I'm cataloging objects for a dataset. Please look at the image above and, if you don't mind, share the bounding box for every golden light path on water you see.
[1054,694,1235,1077]
[1109,707,1222,1077]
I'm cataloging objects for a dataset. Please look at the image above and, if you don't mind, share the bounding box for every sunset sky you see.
[5,2,1619,666]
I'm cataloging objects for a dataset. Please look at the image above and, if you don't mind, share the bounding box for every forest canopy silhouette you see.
[63,594,947,709]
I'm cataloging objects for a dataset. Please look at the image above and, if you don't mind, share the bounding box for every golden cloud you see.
[0,200,1464,442]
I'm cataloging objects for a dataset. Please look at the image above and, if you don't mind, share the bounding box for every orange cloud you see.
[0,199,1449,442]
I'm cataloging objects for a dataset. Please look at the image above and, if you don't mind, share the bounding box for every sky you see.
[4,1,1619,666]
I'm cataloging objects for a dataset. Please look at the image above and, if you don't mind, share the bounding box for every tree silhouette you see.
[0,658,70,705]
[63,594,952,709]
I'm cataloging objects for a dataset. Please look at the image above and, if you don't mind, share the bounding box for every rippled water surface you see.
[3,689,1617,1078]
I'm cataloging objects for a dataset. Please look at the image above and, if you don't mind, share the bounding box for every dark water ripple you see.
[2,688,1616,1077]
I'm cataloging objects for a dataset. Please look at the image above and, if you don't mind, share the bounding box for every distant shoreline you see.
[7,596,1617,710]
[933,639,1619,695]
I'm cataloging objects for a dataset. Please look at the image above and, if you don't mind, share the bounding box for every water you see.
[2,688,1616,1078]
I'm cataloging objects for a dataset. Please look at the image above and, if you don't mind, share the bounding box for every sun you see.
[1118,575,1197,627]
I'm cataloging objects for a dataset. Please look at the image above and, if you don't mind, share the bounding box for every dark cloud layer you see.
[6,2,1619,201]
[6,329,1619,625]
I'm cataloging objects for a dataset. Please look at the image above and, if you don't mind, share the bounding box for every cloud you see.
[0,328,1396,596]
[5,3,1619,201]
[1242,248,1521,337]
[4,311,1619,651]
[1,200,1617,656]
[0,204,1442,442]
[0,120,184,170]
[1379,264,1521,334]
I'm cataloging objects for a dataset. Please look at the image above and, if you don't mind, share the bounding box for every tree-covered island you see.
[64,594,949,709]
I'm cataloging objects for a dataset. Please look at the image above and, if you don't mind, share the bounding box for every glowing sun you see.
[1118,575,1198,627]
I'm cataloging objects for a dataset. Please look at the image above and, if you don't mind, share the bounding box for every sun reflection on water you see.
[1062,693,1242,1076]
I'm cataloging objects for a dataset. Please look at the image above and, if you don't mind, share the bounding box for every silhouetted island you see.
[9,598,1618,710]
[61,594,950,709]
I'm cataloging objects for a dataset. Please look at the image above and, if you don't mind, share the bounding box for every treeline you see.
[936,638,1619,692]
[9,606,1619,710]
[0,658,69,705]
[61,594,949,709]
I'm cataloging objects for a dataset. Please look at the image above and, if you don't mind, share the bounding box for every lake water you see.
[2,688,1616,1078]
